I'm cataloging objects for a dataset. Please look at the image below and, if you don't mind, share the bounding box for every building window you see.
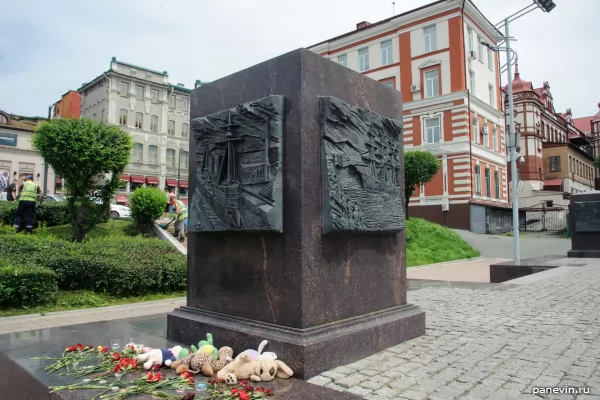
[381,40,393,65]
[549,156,561,172]
[424,25,437,53]
[148,145,158,165]
[0,114,7,124]
[166,149,175,167]
[150,115,158,132]
[132,143,143,163]
[168,120,175,136]
[179,186,188,197]
[179,151,189,170]
[151,89,159,103]
[475,165,481,195]
[337,54,347,67]
[425,116,441,144]
[492,127,498,151]
[477,35,483,62]
[119,109,127,126]
[179,98,189,110]
[494,170,500,199]
[135,112,143,129]
[382,80,394,88]
[468,70,475,93]
[485,167,491,197]
[55,176,63,194]
[424,69,439,98]
[182,123,189,138]
[473,117,479,144]
[487,47,493,70]
[358,48,369,72]
[136,86,144,101]
[169,96,176,108]
[119,82,129,96]
[467,27,473,53]
[488,84,494,107]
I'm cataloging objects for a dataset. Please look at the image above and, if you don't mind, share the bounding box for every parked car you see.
[110,204,131,218]
[43,195,64,202]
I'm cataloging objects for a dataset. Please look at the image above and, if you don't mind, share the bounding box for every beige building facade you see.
[78,58,194,203]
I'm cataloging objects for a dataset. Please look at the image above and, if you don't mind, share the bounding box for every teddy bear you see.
[216,352,293,384]
[171,346,234,377]
[136,345,185,370]
[191,333,218,359]
[235,340,277,362]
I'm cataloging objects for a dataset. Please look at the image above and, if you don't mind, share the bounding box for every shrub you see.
[129,187,167,232]
[0,202,70,227]
[0,259,58,307]
[0,228,186,297]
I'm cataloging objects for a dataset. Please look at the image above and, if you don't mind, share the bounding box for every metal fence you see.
[521,203,567,232]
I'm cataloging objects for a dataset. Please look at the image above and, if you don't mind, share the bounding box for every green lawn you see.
[0,290,186,317]
[406,218,480,267]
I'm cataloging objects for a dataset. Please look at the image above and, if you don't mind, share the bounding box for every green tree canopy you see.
[32,118,132,241]
[404,150,440,219]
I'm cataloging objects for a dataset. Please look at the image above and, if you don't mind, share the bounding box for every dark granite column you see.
[167,48,425,380]
[567,192,600,258]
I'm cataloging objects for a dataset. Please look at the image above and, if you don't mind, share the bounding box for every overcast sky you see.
[1,0,597,119]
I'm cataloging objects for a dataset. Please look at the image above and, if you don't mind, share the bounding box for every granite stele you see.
[167,48,426,380]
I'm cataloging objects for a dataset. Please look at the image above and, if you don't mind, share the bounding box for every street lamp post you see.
[484,0,556,263]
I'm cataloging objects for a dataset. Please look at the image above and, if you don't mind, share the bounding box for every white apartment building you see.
[308,0,510,232]
[78,57,195,204]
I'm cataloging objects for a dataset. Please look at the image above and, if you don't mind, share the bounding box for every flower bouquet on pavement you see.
[207,379,275,399]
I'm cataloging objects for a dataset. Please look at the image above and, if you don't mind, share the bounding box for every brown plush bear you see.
[171,346,233,377]
[216,353,293,384]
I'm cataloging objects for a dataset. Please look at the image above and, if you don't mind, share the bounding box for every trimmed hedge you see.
[0,259,58,307]
[129,187,167,232]
[0,202,70,227]
[0,233,186,296]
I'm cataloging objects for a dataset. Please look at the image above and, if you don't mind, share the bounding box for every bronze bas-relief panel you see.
[189,95,284,233]
[319,96,405,234]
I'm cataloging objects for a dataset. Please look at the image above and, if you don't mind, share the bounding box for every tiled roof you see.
[502,63,534,93]
[573,117,593,133]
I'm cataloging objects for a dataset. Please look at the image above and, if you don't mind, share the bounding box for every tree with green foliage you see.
[32,119,132,242]
[404,150,440,219]
[129,186,168,233]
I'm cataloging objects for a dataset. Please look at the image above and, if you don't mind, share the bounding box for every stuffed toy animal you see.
[216,353,293,384]
[191,333,218,360]
[171,346,234,377]
[235,340,277,362]
[136,345,185,370]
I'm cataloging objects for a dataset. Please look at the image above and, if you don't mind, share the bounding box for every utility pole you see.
[43,105,51,196]
[177,155,181,200]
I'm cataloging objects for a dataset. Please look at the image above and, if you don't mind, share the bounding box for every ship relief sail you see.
[319,96,405,234]
[189,95,284,233]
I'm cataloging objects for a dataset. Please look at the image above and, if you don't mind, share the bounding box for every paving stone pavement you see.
[309,258,600,400]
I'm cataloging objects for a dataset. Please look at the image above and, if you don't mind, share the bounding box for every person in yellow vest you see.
[172,199,188,243]
[13,175,43,233]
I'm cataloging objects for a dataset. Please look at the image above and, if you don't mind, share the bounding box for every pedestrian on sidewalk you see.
[13,175,42,233]
[172,198,188,243]
[5,179,17,201]
[164,187,176,217]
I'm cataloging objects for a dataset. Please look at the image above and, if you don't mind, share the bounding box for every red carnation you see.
[113,353,121,361]
[102,346,108,353]
[230,388,238,395]
[238,390,249,400]
[240,380,248,385]
[188,377,194,384]
[266,389,274,396]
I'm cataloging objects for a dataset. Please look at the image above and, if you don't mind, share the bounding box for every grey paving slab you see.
[309,258,600,399]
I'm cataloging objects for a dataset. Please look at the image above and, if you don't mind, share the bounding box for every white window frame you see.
[423,115,442,144]
[358,48,369,72]
[468,70,475,94]
[473,116,479,144]
[136,86,144,101]
[132,143,143,164]
[477,35,483,62]
[424,25,437,53]
[179,151,189,170]
[467,28,473,53]
[135,112,143,129]
[380,40,393,66]
[166,149,175,168]
[119,82,129,96]
[494,169,500,199]
[148,145,158,165]
[488,84,494,107]
[424,69,439,98]
[485,167,491,197]
[168,120,175,136]
[182,123,189,138]
[169,96,176,108]
[151,89,159,103]
[337,54,347,67]
[487,47,493,70]
[150,115,158,132]
[119,109,127,126]
[474,164,482,195]
[492,126,498,151]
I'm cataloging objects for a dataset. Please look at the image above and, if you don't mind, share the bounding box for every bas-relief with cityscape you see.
[189,95,284,233]
[574,201,600,232]
[319,96,405,234]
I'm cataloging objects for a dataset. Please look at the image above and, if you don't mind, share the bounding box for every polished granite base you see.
[0,315,360,400]
[568,249,600,258]
[489,256,565,283]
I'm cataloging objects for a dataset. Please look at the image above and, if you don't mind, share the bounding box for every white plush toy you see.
[235,340,277,362]
[136,345,184,370]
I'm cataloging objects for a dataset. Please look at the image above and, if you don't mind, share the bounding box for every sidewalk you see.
[0,297,185,335]
[407,258,510,283]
